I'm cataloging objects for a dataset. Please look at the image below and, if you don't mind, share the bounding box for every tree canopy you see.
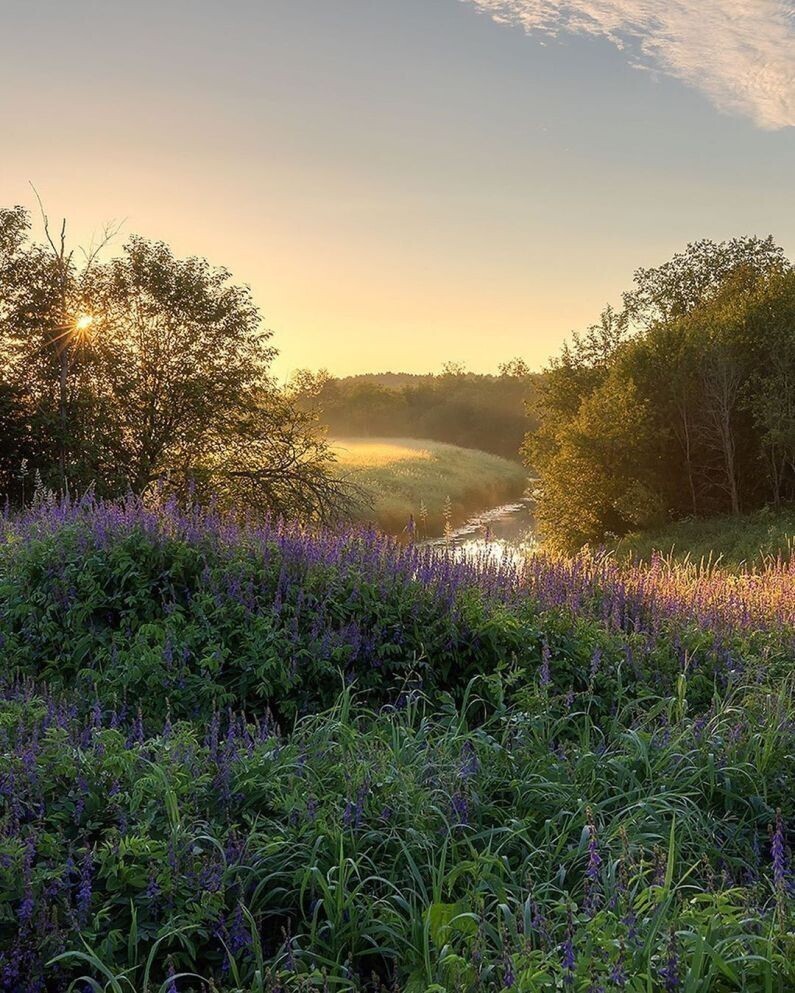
[0,207,347,520]
[525,238,795,550]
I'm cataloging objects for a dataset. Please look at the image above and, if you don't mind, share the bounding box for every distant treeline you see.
[526,237,795,550]
[294,360,539,460]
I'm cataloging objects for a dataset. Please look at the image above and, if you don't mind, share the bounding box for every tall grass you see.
[332,437,527,535]
[613,508,795,570]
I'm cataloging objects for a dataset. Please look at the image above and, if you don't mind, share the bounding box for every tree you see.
[524,237,794,548]
[84,237,272,493]
[529,371,659,550]
[742,272,795,506]
[498,357,531,379]
[0,207,349,521]
[623,236,788,328]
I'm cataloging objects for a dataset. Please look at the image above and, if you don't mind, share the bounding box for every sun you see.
[74,314,95,342]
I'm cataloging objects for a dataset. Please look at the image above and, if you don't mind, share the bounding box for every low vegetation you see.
[613,507,795,569]
[332,437,527,535]
[0,496,793,992]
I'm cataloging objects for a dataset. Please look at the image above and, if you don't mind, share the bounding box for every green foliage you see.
[2,677,795,992]
[0,207,345,521]
[1,501,793,992]
[614,507,795,568]
[294,362,538,461]
[526,239,795,550]
[3,507,788,728]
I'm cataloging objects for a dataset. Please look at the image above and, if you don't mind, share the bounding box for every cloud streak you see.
[463,0,795,129]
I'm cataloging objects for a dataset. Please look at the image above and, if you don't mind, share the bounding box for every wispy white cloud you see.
[463,0,795,129]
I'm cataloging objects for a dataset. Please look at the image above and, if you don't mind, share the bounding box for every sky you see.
[1,0,793,378]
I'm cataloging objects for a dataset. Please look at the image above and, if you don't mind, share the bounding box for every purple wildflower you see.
[561,909,576,984]
[771,810,787,895]
[659,931,680,992]
[76,850,93,924]
[539,642,552,688]
[451,792,470,827]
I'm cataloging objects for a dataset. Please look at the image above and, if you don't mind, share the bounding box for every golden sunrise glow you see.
[74,314,95,342]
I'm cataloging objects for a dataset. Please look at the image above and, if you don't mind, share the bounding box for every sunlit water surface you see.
[421,493,537,564]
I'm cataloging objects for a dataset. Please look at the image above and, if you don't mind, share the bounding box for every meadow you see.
[331,438,527,535]
[0,495,793,992]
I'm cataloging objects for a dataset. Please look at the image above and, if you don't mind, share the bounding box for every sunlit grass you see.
[331,438,433,469]
[612,507,795,569]
[332,436,527,535]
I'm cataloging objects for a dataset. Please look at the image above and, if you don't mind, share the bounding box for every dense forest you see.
[293,360,538,460]
[526,237,795,549]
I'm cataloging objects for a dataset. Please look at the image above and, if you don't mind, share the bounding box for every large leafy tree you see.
[85,236,273,494]
[623,236,789,327]
[0,207,347,520]
[525,312,660,550]
[526,239,795,549]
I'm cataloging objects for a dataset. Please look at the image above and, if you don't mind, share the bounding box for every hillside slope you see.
[332,436,527,535]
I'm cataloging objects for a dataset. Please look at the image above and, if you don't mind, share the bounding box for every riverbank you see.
[612,507,795,568]
[332,436,527,535]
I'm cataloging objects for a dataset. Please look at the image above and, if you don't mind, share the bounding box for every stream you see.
[421,488,537,561]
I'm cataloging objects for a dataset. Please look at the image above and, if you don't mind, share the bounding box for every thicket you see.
[526,239,795,549]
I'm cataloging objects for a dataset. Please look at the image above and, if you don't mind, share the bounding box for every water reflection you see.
[421,492,537,564]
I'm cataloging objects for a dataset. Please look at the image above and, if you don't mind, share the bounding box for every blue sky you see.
[1,0,793,375]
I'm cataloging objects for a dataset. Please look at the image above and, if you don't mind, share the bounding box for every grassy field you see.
[332,436,527,534]
[1,497,794,991]
[613,507,795,568]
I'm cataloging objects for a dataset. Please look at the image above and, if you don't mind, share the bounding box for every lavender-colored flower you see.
[146,870,161,903]
[164,959,178,993]
[561,934,576,981]
[76,850,93,924]
[228,903,251,955]
[451,792,470,827]
[589,646,602,682]
[459,741,479,780]
[609,945,627,987]
[584,814,603,915]
[539,642,552,688]
[659,931,680,992]
[561,909,576,984]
